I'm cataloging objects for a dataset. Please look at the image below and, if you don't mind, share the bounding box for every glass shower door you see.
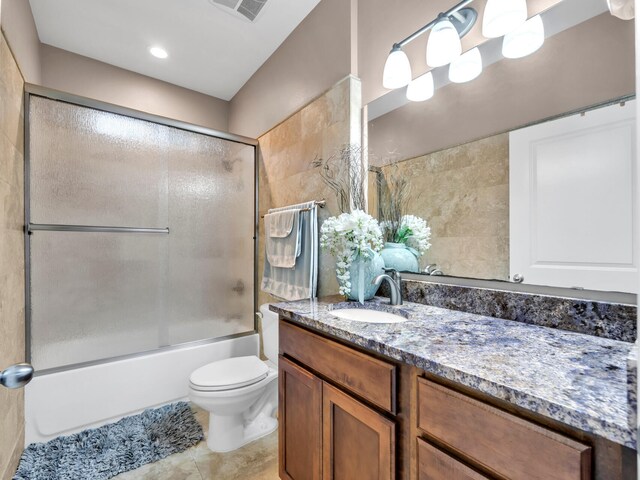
[27,94,256,372]
[165,130,255,346]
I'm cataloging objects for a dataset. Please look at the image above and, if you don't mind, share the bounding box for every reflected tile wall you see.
[377,133,510,281]
[0,32,26,479]
[258,77,359,307]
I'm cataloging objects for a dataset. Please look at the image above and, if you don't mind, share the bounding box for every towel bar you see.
[27,223,170,234]
[261,200,325,218]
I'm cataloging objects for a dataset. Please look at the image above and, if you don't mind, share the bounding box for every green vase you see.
[346,252,385,301]
[380,242,419,273]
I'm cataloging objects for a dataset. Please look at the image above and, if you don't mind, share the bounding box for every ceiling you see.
[29,0,320,101]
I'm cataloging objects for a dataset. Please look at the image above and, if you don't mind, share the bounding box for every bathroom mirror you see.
[366,0,637,294]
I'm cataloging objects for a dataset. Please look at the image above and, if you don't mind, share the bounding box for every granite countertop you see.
[271,296,637,449]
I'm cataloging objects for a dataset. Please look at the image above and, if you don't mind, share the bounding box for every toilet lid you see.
[189,355,269,390]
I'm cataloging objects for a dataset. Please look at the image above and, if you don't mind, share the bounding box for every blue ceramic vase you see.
[346,252,385,301]
[380,242,420,273]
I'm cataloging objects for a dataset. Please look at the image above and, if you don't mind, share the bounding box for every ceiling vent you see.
[209,0,269,22]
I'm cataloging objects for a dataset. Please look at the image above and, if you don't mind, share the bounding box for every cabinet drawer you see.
[418,438,490,480]
[417,378,591,480]
[280,320,396,413]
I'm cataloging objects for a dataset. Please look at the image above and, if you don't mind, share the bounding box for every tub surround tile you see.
[397,280,637,342]
[271,296,637,449]
[0,133,23,188]
[0,31,26,480]
[257,76,356,307]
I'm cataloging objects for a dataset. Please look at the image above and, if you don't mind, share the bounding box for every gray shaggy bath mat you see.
[14,401,203,480]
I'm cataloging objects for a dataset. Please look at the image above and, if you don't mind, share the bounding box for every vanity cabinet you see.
[278,317,630,480]
[279,321,396,480]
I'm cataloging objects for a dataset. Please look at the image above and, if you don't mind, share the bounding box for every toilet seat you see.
[189,355,269,392]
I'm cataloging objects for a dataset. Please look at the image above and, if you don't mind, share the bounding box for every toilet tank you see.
[259,304,279,362]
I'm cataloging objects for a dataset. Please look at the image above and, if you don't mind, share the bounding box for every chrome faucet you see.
[372,268,403,305]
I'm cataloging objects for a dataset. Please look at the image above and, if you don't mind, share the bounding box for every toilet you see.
[188,304,279,452]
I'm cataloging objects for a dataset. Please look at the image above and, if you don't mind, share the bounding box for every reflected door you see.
[509,100,637,293]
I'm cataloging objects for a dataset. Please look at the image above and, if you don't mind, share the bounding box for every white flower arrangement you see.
[320,209,383,297]
[382,215,432,256]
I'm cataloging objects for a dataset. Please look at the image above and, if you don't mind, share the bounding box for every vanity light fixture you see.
[149,46,169,59]
[502,14,544,59]
[382,45,412,89]
[384,0,544,101]
[406,72,435,102]
[382,0,477,89]
[482,0,528,38]
[427,16,462,67]
[448,47,482,83]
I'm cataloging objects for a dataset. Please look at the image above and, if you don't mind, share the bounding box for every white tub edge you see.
[25,333,259,445]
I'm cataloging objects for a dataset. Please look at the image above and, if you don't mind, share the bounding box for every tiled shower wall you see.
[258,76,361,308]
[0,31,26,478]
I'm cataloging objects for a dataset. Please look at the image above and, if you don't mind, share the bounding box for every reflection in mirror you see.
[366,0,636,294]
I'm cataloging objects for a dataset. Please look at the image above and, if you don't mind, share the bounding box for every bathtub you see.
[24,333,259,445]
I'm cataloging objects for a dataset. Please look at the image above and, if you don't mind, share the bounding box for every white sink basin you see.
[330,308,408,324]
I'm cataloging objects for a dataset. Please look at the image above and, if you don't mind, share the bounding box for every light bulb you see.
[382,46,412,89]
[448,47,483,83]
[502,15,545,59]
[426,17,462,68]
[406,72,434,102]
[482,0,527,38]
[149,46,168,59]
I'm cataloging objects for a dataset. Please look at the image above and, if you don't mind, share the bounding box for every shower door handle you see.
[0,363,34,389]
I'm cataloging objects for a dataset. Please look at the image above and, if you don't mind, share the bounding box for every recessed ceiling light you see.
[149,46,168,59]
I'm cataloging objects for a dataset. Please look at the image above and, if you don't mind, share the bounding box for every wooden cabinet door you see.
[322,382,395,480]
[417,438,491,480]
[279,356,322,480]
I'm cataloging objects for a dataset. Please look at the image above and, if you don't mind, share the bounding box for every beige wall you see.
[40,45,230,132]
[368,13,635,166]
[0,31,26,479]
[258,76,361,306]
[377,134,509,280]
[0,0,41,84]
[1,0,230,132]
[228,0,355,138]
[358,0,560,106]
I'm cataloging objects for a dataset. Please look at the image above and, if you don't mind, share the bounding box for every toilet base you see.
[207,411,278,453]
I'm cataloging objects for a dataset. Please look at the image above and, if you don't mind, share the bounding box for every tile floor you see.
[113,405,279,480]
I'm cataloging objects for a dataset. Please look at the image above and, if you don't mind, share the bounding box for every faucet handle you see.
[383,268,401,283]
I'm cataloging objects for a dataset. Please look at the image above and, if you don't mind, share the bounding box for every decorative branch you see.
[377,163,411,243]
[312,144,367,213]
